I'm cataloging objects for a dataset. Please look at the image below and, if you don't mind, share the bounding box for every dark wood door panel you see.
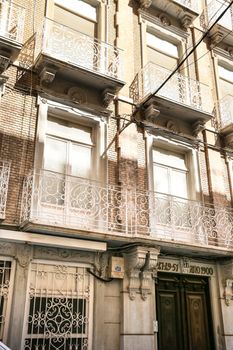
[157,273,215,350]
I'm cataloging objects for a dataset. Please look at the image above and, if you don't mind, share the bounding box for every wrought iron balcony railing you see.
[207,0,233,30]
[33,17,124,81]
[130,62,212,114]
[174,0,198,13]
[0,1,25,42]
[0,160,10,219]
[219,94,233,129]
[21,169,233,250]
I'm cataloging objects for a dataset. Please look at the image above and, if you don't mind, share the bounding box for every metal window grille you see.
[22,261,93,350]
[0,258,15,342]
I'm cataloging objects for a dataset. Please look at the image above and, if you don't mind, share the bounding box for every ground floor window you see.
[22,261,93,350]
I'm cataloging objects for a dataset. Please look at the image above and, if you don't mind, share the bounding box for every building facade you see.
[0,0,233,349]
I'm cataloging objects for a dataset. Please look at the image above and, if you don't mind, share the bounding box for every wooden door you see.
[156,273,215,350]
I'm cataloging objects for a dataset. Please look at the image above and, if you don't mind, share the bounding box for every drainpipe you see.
[202,129,214,203]
[224,152,233,208]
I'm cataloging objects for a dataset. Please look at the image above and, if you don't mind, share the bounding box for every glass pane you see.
[170,170,188,198]
[153,165,169,194]
[153,148,187,170]
[44,137,67,173]
[47,117,93,145]
[54,4,96,36]
[146,32,178,57]
[55,0,97,21]
[71,144,92,178]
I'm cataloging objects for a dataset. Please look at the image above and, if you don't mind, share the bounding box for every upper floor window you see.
[146,31,179,69]
[53,0,97,36]
[218,64,233,98]
[153,147,188,199]
[44,116,94,179]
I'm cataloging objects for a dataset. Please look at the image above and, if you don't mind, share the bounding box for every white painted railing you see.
[21,169,233,250]
[0,1,25,42]
[34,18,124,81]
[0,160,10,219]
[219,94,233,129]
[207,0,233,30]
[129,62,212,114]
[174,0,198,13]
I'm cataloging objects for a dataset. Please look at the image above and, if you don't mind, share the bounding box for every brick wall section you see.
[0,66,37,225]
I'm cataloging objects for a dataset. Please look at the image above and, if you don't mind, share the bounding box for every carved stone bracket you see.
[224,279,233,306]
[125,246,160,301]
[209,31,224,49]
[0,55,10,73]
[224,132,233,148]
[220,259,233,306]
[94,251,110,279]
[40,66,57,85]
[102,88,115,108]
[192,119,206,137]
[16,244,33,268]
[181,14,193,30]
[137,0,152,9]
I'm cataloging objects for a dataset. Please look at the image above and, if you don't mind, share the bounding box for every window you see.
[22,261,93,350]
[153,148,188,198]
[54,0,97,37]
[218,64,233,98]
[146,31,179,69]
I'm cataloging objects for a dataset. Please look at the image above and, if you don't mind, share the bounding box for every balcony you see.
[205,0,233,46]
[130,62,213,124]
[20,169,233,253]
[0,160,10,219]
[0,1,25,70]
[28,18,124,97]
[139,0,199,29]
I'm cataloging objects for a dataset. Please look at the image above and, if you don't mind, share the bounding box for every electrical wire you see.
[141,0,233,108]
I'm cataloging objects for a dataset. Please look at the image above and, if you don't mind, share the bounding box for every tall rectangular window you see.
[146,31,179,69]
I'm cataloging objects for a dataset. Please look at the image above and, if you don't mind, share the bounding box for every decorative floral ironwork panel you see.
[0,160,11,219]
[23,263,92,350]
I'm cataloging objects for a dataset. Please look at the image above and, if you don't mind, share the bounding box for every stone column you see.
[121,246,160,350]
[219,259,233,350]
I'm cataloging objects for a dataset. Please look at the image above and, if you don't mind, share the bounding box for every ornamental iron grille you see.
[0,161,10,219]
[207,0,233,30]
[129,62,212,115]
[174,0,198,13]
[22,262,93,350]
[0,0,25,42]
[33,18,124,81]
[0,259,15,342]
[20,169,233,250]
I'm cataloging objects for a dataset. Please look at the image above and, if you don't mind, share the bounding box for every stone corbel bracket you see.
[125,246,160,301]
[224,279,233,306]
[140,248,160,300]
[221,259,233,306]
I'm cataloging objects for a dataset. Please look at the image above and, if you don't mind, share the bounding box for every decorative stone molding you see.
[34,246,94,263]
[220,259,233,306]
[224,132,233,148]
[0,242,15,256]
[16,244,33,268]
[67,86,87,104]
[181,14,193,30]
[0,55,10,72]
[192,119,206,137]
[209,31,224,49]
[159,14,171,27]
[224,279,233,306]
[125,246,160,300]
[40,66,57,85]
[140,248,160,300]
[137,0,152,9]
[102,88,115,107]
[94,252,110,278]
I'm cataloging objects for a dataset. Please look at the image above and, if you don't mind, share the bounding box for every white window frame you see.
[138,11,188,70]
[46,0,106,42]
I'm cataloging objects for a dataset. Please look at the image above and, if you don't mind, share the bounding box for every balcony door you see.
[40,116,96,227]
[152,148,193,239]
[156,273,215,350]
